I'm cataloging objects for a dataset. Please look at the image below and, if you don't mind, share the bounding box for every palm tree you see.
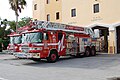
[9,0,27,32]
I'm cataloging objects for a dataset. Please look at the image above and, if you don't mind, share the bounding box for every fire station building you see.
[32,0,120,54]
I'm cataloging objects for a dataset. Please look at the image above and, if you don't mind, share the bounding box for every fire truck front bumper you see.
[7,50,14,54]
[13,52,40,59]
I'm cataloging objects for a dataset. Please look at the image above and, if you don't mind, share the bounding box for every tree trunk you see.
[16,14,18,33]
[13,0,18,33]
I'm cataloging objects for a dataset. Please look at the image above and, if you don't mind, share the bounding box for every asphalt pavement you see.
[0,53,120,80]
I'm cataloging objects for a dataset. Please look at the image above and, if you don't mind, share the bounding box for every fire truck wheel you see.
[85,47,90,57]
[47,51,59,63]
[91,47,96,56]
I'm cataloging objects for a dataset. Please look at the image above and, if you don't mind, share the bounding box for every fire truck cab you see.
[14,21,96,62]
[7,25,33,55]
[7,32,22,54]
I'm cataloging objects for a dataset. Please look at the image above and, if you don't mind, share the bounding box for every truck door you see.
[43,32,49,49]
[57,32,66,55]
[79,38,85,52]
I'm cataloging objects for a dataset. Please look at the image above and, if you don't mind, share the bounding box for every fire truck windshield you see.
[22,32,43,43]
[10,36,21,44]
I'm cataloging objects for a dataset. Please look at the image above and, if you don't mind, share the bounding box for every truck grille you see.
[10,45,14,49]
[21,45,29,53]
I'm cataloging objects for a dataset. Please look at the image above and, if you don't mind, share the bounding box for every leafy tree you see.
[18,17,32,28]
[0,19,11,50]
[0,17,32,50]
[0,19,10,39]
[8,17,32,31]
[8,21,16,31]
[9,0,27,32]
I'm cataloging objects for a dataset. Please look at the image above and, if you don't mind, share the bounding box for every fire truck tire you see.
[47,51,59,63]
[91,47,96,56]
[85,47,90,57]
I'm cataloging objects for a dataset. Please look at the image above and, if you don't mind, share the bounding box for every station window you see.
[58,32,63,40]
[93,4,99,13]
[56,12,60,20]
[34,4,37,10]
[46,0,50,4]
[71,8,76,17]
[47,14,50,21]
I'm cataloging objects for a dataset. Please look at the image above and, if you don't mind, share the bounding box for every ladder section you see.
[32,21,86,34]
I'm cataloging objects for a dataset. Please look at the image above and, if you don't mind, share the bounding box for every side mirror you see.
[94,29,100,38]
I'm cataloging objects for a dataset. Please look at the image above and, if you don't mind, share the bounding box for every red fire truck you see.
[7,25,33,55]
[7,32,22,54]
[14,21,96,62]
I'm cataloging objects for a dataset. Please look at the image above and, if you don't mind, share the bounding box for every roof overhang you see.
[85,22,110,28]
[86,22,120,28]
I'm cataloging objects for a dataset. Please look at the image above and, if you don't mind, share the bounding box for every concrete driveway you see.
[0,53,120,80]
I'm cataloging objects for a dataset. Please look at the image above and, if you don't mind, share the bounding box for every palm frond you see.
[9,0,27,16]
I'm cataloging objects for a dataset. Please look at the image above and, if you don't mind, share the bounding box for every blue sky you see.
[0,0,32,21]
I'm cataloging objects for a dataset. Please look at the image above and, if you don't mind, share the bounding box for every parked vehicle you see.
[7,25,33,55]
[12,21,96,62]
[7,33,22,54]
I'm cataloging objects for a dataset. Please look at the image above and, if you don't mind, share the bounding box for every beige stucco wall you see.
[32,0,46,20]
[99,0,120,24]
[45,0,62,22]
[33,0,120,25]
[62,0,92,26]
[62,0,120,26]
[108,31,116,53]
[33,0,62,22]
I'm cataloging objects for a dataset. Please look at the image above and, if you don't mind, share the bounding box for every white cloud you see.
[0,0,32,21]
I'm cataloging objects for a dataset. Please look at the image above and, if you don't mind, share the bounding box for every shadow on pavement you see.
[107,77,120,80]
[22,53,120,70]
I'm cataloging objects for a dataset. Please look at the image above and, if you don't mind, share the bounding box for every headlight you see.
[19,47,21,50]
[15,46,18,49]
[7,46,9,49]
